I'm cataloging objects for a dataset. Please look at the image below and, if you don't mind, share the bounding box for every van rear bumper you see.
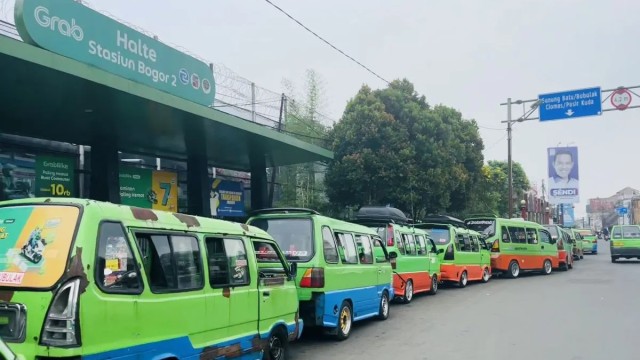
[611,247,640,257]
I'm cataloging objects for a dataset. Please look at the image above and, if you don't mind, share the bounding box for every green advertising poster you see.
[119,167,151,208]
[14,0,215,106]
[34,155,76,197]
[119,166,178,212]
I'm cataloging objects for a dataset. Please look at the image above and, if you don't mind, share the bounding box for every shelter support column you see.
[186,123,211,217]
[89,140,121,204]
[250,145,268,211]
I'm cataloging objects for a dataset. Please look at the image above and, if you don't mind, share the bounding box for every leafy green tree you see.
[274,70,330,211]
[326,79,485,218]
[464,160,530,217]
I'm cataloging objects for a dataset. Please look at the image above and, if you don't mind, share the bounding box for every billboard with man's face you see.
[548,147,579,204]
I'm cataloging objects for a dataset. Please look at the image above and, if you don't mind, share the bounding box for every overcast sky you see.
[6,0,639,217]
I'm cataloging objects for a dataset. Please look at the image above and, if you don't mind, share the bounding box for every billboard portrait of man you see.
[548,147,579,204]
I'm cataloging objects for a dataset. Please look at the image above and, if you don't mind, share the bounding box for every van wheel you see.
[458,271,468,288]
[561,259,568,271]
[428,275,438,295]
[377,291,390,320]
[335,301,352,341]
[481,268,490,283]
[402,280,414,304]
[264,327,288,360]
[543,259,552,275]
[611,257,617,263]
[506,261,520,278]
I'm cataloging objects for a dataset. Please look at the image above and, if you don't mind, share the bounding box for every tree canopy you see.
[325,79,485,219]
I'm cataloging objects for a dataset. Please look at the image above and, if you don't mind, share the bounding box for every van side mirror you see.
[438,249,445,254]
[388,252,398,259]
[550,239,556,245]
[288,262,298,280]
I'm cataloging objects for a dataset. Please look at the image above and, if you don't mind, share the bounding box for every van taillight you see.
[299,268,324,288]
[592,239,597,243]
[387,225,394,247]
[390,257,397,270]
[491,240,500,252]
[40,278,80,347]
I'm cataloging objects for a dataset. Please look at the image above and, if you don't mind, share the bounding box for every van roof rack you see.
[465,213,498,219]
[250,208,320,216]
[354,206,409,225]
[418,215,466,228]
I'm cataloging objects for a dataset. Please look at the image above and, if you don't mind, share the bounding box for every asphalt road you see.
[290,239,640,360]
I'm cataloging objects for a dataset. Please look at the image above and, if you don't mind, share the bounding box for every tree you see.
[273,70,330,211]
[464,160,530,218]
[325,79,485,218]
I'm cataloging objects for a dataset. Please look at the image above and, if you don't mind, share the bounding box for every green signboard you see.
[119,167,178,212]
[14,0,215,106]
[34,155,76,197]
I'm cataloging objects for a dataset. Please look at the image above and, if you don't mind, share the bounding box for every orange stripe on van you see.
[491,254,559,271]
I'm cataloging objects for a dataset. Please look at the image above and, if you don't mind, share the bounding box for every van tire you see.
[428,275,438,295]
[263,327,289,360]
[543,259,552,275]
[458,271,468,288]
[377,291,390,320]
[506,260,520,278]
[481,267,490,283]
[611,256,617,263]
[335,301,353,341]
[560,258,568,271]
[402,280,414,304]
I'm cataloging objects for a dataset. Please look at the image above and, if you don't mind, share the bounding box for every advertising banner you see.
[0,205,80,288]
[547,147,579,204]
[35,155,76,197]
[210,179,245,217]
[15,0,215,106]
[562,204,575,227]
[119,167,178,211]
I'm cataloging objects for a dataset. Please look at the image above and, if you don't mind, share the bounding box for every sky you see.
[4,0,639,217]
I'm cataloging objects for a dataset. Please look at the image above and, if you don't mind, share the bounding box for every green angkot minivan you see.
[610,225,640,262]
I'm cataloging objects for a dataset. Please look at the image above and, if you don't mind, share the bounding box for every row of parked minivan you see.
[0,199,598,360]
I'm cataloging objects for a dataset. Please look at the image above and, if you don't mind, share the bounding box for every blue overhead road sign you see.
[538,87,602,122]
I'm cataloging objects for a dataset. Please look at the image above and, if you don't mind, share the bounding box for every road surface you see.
[290,240,639,360]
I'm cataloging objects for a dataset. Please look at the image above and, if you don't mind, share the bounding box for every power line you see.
[478,125,506,131]
[263,0,390,85]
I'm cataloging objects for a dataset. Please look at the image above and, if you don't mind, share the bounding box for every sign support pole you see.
[507,98,513,218]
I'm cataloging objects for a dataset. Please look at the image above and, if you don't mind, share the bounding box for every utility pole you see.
[507,98,513,218]
[501,98,541,219]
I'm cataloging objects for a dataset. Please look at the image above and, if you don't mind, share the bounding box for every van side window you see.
[336,233,359,264]
[526,229,538,244]
[96,222,142,294]
[356,234,374,264]
[415,235,427,255]
[135,233,204,292]
[372,237,389,263]
[508,227,526,244]
[403,234,417,255]
[455,234,463,251]
[322,227,339,264]
[501,226,511,243]
[395,230,406,255]
[205,238,250,287]
[470,236,479,252]
[539,230,552,244]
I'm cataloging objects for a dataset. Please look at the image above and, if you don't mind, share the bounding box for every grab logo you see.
[34,6,84,41]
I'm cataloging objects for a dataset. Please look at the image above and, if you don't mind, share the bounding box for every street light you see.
[545,206,550,225]
[501,98,542,218]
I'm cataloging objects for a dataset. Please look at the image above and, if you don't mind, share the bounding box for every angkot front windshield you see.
[427,228,451,245]
[465,219,496,237]
[249,218,314,261]
[0,205,80,288]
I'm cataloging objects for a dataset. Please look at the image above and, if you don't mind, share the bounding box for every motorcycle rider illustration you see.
[21,227,47,263]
